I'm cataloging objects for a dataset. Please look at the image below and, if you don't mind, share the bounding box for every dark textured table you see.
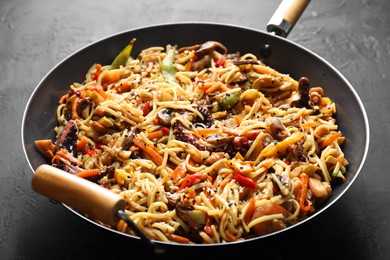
[1,0,389,259]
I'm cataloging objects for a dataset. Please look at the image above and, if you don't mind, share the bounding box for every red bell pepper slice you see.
[234,172,256,189]
[142,101,151,116]
[177,173,203,192]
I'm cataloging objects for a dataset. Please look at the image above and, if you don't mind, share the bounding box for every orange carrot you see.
[91,86,108,100]
[301,121,321,128]
[218,173,233,189]
[165,234,190,244]
[254,65,278,76]
[132,137,164,166]
[101,70,120,88]
[196,128,219,136]
[235,115,243,125]
[197,82,215,91]
[244,197,256,224]
[171,161,187,183]
[224,230,237,242]
[187,188,196,199]
[35,139,56,159]
[71,97,80,120]
[112,81,133,94]
[147,127,170,140]
[147,130,164,140]
[75,168,100,179]
[76,138,88,152]
[205,83,221,94]
[320,132,342,148]
[338,156,345,164]
[298,173,312,212]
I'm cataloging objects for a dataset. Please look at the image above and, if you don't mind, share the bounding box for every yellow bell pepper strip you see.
[177,173,203,192]
[234,172,256,189]
[110,38,136,69]
[161,48,177,83]
[260,131,304,158]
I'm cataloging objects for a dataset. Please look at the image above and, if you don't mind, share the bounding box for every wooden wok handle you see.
[267,0,311,37]
[32,164,125,227]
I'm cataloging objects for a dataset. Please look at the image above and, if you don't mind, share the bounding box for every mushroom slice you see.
[195,41,227,57]
[157,108,174,126]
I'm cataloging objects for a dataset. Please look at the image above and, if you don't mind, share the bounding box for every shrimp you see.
[251,204,287,236]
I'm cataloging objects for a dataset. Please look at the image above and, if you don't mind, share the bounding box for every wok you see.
[21,0,369,254]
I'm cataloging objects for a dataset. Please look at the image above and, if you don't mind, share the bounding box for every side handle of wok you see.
[32,164,125,227]
[32,164,165,254]
[267,0,311,37]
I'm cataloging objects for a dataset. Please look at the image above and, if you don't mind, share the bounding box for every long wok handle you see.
[32,164,164,254]
[32,164,125,227]
[267,0,311,37]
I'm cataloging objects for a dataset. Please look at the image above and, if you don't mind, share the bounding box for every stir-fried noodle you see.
[35,39,348,244]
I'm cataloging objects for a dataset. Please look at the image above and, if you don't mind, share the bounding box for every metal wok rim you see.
[21,21,370,248]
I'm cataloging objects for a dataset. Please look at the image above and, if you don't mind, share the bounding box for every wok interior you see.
[22,23,369,243]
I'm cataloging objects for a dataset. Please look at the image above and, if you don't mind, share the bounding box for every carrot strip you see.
[75,168,100,179]
[197,82,215,90]
[71,97,80,120]
[91,86,108,100]
[132,137,164,166]
[219,174,233,189]
[224,230,237,242]
[205,83,221,94]
[196,128,219,136]
[147,130,164,140]
[165,234,190,244]
[298,173,312,212]
[320,132,342,148]
[171,161,187,183]
[218,84,228,92]
[254,65,278,76]
[35,139,56,159]
[101,70,120,88]
[301,121,321,128]
[76,138,88,152]
[187,188,196,199]
[235,115,243,125]
[244,197,256,224]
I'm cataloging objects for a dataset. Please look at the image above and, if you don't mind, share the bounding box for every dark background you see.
[1,0,389,259]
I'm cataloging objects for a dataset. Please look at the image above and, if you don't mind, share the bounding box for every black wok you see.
[21,0,369,254]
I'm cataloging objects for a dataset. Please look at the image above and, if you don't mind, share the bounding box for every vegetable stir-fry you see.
[35,38,348,244]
